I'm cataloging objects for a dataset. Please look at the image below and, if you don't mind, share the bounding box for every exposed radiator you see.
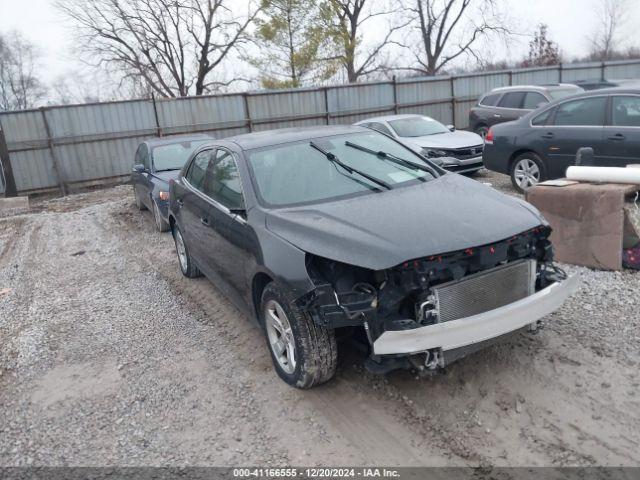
[433,260,536,323]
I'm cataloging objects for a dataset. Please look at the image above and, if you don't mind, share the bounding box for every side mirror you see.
[133,164,146,173]
[447,124,456,132]
[575,147,595,166]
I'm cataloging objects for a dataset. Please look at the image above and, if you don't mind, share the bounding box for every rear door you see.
[602,95,640,166]
[492,91,527,126]
[537,96,607,177]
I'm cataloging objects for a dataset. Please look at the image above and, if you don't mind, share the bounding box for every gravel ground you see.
[0,171,639,467]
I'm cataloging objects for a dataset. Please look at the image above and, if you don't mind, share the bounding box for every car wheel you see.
[510,153,545,193]
[153,200,170,233]
[173,225,201,278]
[134,188,147,211]
[475,125,489,140]
[260,283,337,389]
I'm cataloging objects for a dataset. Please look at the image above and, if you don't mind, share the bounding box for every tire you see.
[153,200,170,232]
[510,152,546,193]
[475,125,489,140]
[172,224,201,278]
[134,188,147,211]
[260,283,337,389]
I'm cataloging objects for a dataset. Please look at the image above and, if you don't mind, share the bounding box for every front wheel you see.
[261,283,337,389]
[173,225,201,278]
[510,153,545,193]
[133,187,147,211]
[153,200,170,232]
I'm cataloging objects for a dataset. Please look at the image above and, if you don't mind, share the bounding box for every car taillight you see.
[485,128,494,144]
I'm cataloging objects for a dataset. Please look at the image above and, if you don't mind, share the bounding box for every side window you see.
[134,144,148,168]
[611,96,640,127]
[479,93,501,106]
[553,97,606,126]
[498,92,526,109]
[368,122,393,136]
[531,108,553,126]
[203,149,244,210]
[185,149,212,191]
[522,92,548,110]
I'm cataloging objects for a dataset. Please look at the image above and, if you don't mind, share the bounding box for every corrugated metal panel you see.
[396,78,452,104]
[249,89,325,122]
[327,83,393,116]
[0,110,48,151]
[604,61,640,79]
[512,67,560,85]
[561,63,603,82]
[10,149,57,191]
[454,100,477,130]
[397,103,453,125]
[454,72,510,100]
[157,94,246,136]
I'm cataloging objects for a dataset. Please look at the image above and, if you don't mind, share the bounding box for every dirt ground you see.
[1,172,639,467]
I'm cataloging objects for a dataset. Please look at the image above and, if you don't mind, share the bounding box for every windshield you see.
[548,87,583,100]
[387,116,450,137]
[246,131,438,207]
[152,140,208,171]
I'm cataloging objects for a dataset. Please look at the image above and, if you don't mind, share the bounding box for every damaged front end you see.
[295,226,578,374]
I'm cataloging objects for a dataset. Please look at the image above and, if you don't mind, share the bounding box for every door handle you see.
[541,132,555,139]
[493,114,502,118]
[200,217,209,226]
[608,133,625,141]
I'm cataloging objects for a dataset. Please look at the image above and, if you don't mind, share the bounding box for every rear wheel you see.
[261,283,337,389]
[510,153,545,193]
[173,225,201,278]
[153,200,170,232]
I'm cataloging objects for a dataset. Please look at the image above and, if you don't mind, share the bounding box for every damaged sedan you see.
[168,125,578,389]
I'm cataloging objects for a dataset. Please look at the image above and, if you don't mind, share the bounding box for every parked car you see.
[469,84,584,138]
[168,125,577,389]
[132,134,211,231]
[354,114,484,174]
[571,78,640,91]
[483,87,640,192]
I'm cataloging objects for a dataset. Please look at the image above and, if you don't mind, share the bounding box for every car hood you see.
[151,170,181,185]
[265,174,546,270]
[404,130,483,149]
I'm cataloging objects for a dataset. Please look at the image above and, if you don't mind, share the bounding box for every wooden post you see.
[40,108,67,196]
[0,124,18,197]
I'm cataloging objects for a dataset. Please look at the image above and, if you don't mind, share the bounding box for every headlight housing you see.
[421,148,447,158]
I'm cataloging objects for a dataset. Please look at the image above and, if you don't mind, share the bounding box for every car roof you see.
[225,125,369,150]
[488,83,580,94]
[145,133,212,148]
[354,113,430,124]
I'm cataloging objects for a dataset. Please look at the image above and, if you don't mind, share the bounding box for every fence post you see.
[243,93,253,132]
[151,94,162,137]
[601,61,606,81]
[323,87,330,124]
[558,63,563,83]
[450,76,456,127]
[40,107,67,196]
[508,70,513,86]
[0,124,18,197]
[392,76,399,114]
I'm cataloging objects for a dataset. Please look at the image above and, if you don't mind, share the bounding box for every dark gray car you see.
[483,87,640,192]
[131,134,211,231]
[469,84,583,138]
[168,125,576,389]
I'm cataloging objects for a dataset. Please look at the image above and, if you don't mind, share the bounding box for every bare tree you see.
[55,0,261,97]
[588,0,627,61]
[400,0,512,76]
[521,24,560,67]
[0,31,48,110]
[321,0,408,83]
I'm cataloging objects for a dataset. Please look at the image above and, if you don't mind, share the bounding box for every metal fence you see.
[2,59,640,195]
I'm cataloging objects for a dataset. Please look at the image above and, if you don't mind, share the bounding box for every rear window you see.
[498,92,526,109]
[479,93,501,106]
[152,140,209,171]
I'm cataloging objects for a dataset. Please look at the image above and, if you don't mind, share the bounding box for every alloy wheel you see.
[513,158,541,189]
[264,299,296,374]
[174,229,188,272]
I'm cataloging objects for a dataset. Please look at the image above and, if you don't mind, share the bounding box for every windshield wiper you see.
[344,141,439,179]
[309,142,392,191]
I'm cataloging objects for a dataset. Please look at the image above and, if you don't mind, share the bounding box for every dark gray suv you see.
[469,84,583,138]
[483,87,640,192]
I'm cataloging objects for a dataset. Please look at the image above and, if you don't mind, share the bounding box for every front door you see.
[602,95,640,167]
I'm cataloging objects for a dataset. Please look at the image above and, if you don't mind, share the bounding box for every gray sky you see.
[1,0,639,86]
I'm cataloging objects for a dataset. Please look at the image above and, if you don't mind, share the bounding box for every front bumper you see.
[437,155,484,174]
[372,274,579,355]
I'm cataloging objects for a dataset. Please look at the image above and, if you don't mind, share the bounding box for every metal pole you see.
[40,107,67,196]
[558,63,563,83]
[392,76,399,114]
[450,76,456,128]
[243,93,253,132]
[0,124,18,197]
[508,70,513,86]
[601,61,606,81]
[151,94,162,137]
[323,87,330,124]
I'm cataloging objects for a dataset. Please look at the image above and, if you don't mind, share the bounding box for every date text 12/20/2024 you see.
[233,468,401,478]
